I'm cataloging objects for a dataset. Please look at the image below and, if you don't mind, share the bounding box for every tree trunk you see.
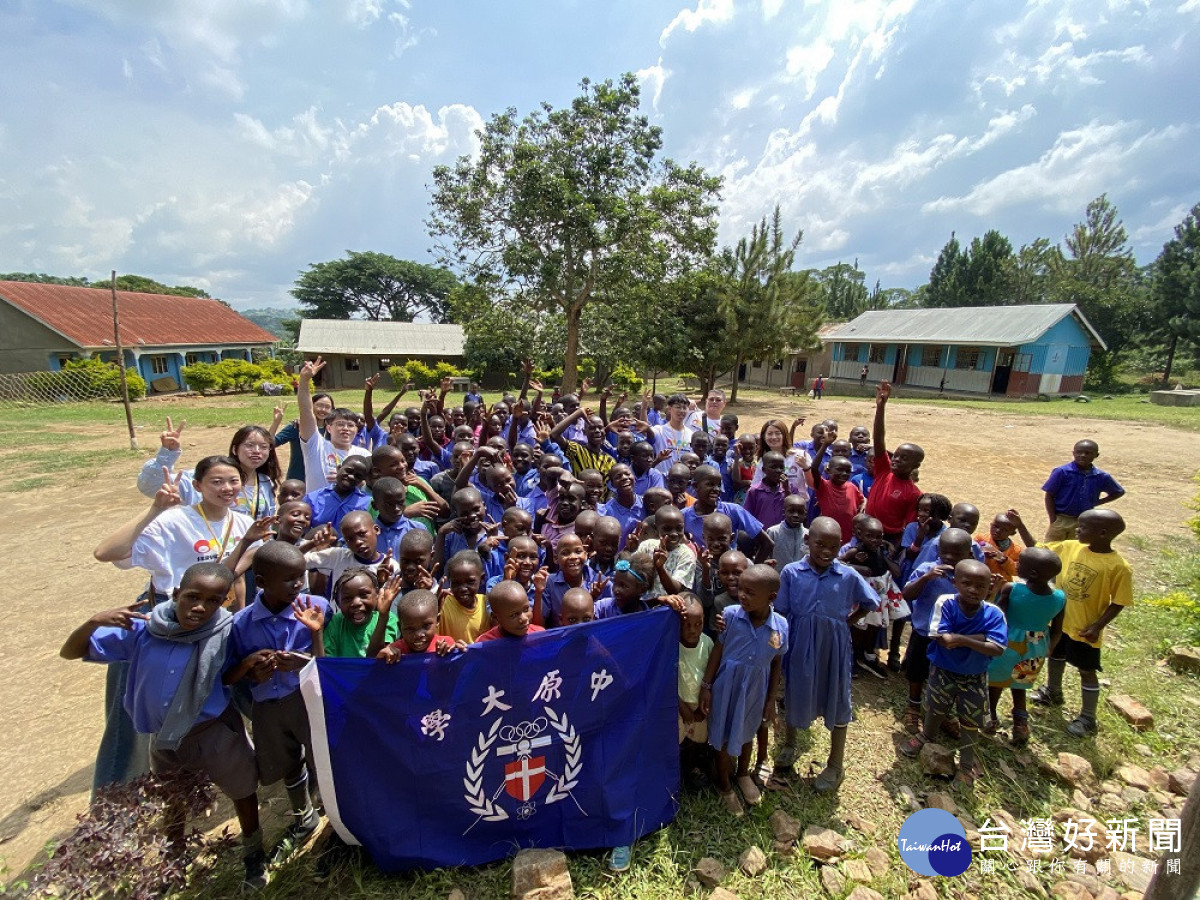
[1161,333,1178,387]
[1143,773,1200,900]
[562,304,583,394]
[729,352,744,402]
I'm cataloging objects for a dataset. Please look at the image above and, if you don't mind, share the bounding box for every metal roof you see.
[296,319,465,357]
[824,304,1106,351]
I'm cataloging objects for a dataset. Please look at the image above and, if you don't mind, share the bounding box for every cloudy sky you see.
[2,0,1197,308]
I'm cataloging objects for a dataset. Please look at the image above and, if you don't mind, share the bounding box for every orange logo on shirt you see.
[193,539,213,554]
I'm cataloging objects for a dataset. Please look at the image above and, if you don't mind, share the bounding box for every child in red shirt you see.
[476,580,546,642]
[376,590,465,661]
[864,381,923,542]
[809,437,864,542]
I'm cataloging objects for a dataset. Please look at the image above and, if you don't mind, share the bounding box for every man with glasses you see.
[685,389,726,436]
[637,391,695,474]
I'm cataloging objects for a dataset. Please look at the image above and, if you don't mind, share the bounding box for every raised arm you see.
[809,435,829,486]
[598,385,612,426]
[136,417,187,498]
[94,471,183,562]
[297,357,327,442]
[1005,509,1038,549]
[60,605,149,660]
[550,408,586,444]
[362,373,382,429]
[872,380,891,456]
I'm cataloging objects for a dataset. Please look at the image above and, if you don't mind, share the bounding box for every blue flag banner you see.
[300,607,681,871]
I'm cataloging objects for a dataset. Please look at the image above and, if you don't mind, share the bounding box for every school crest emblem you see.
[463,708,582,830]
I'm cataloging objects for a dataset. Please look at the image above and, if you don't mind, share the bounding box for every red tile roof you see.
[0,281,277,349]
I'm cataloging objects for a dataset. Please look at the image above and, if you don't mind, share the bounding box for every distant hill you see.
[240,308,300,340]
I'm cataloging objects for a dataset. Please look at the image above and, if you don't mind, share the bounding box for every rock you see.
[1168,768,1196,795]
[919,742,956,778]
[845,888,884,900]
[739,846,767,877]
[1119,893,1144,900]
[1066,873,1107,895]
[925,791,959,814]
[1055,753,1099,792]
[1072,789,1094,810]
[1100,780,1122,795]
[1148,767,1170,791]
[772,840,795,857]
[819,865,846,896]
[1094,888,1121,900]
[710,889,742,900]
[905,883,938,900]
[1109,851,1153,892]
[1015,867,1045,894]
[448,891,467,900]
[865,847,890,877]
[1114,765,1152,790]
[1051,882,1094,900]
[1168,646,1200,674]
[1120,786,1147,806]
[769,809,801,843]
[845,811,879,834]
[803,826,848,861]
[1134,744,1153,757]
[511,848,574,900]
[1098,793,1126,815]
[693,857,725,888]
[897,784,923,812]
[843,858,873,883]
[1107,694,1154,731]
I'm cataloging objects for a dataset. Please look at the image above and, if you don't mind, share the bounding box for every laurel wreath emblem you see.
[543,706,581,804]
[463,718,508,821]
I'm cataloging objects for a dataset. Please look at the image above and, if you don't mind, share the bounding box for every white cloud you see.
[660,0,734,45]
[761,0,784,20]
[346,0,385,27]
[785,41,835,100]
[636,60,669,111]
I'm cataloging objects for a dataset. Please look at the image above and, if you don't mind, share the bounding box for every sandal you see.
[752,761,772,788]
[775,743,799,769]
[1010,721,1030,746]
[903,705,922,734]
[737,775,762,806]
[899,733,927,759]
[1031,686,1064,707]
[813,765,844,793]
[720,789,745,817]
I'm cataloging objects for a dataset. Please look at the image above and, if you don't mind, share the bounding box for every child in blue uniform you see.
[699,564,787,817]
[774,517,877,792]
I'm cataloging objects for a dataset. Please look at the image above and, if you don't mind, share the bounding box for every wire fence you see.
[0,368,127,407]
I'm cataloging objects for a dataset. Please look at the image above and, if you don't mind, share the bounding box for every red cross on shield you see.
[504,756,546,801]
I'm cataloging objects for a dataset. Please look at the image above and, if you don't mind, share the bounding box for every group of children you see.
[66,361,1134,884]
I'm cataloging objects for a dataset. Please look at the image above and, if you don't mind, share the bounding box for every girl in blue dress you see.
[699,564,787,817]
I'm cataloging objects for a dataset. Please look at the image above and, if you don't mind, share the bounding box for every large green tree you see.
[813,261,869,320]
[925,233,967,308]
[292,251,458,322]
[923,230,1014,307]
[428,74,721,393]
[1147,202,1200,385]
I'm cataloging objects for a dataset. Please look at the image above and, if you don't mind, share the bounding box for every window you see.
[955,347,981,370]
[185,353,201,366]
[378,358,391,370]
[921,345,943,367]
[344,357,361,371]
[772,359,784,370]
[868,344,887,364]
[751,359,762,369]
[149,356,170,375]
[55,354,76,369]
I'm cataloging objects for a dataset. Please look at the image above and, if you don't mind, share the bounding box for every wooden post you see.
[111,271,138,450]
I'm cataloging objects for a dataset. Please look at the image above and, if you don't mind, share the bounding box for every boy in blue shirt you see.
[229,542,329,862]
[303,456,370,530]
[61,563,267,889]
[900,559,1006,786]
[1042,440,1125,541]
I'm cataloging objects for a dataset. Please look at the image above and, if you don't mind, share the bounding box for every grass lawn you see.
[890,393,1200,433]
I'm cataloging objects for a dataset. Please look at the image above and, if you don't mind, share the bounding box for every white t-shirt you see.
[302,431,370,492]
[305,547,387,597]
[651,423,694,473]
[128,505,255,594]
[683,411,720,436]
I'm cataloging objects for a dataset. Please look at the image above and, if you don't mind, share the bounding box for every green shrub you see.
[609,363,644,395]
[182,359,280,394]
[389,359,466,389]
[180,361,221,393]
[59,357,147,400]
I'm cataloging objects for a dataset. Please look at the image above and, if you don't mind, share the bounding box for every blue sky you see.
[1,0,1197,308]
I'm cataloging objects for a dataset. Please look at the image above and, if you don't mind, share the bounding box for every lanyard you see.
[193,504,235,560]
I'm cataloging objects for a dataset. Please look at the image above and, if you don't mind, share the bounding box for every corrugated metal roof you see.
[824,304,1105,350]
[296,319,465,356]
[0,280,277,348]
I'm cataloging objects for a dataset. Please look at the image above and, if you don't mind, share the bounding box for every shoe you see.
[940,717,962,740]
[981,717,998,736]
[813,765,844,793]
[776,744,798,769]
[1031,686,1064,707]
[242,849,268,892]
[608,845,632,872]
[887,654,903,673]
[752,762,772,788]
[737,775,762,806]
[856,656,888,680]
[1010,721,1030,745]
[899,733,927,759]
[720,790,745,818]
[953,765,980,788]
[1066,716,1098,737]
[685,767,711,791]
[270,808,320,866]
[903,705,922,734]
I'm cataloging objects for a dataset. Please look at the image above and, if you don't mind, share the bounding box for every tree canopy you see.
[428,73,722,392]
[1147,203,1200,385]
[291,251,458,322]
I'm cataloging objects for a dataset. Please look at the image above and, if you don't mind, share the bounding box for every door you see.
[991,349,1014,394]
[893,345,909,385]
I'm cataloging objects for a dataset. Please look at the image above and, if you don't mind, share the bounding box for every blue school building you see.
[0,280,277,390]
[823,304,1104,397]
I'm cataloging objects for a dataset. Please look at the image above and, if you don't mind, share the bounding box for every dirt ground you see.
[0,394,1194,881]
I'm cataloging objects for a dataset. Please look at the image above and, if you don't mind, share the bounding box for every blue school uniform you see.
[776,559,876,730]
[848,448,869,478]
[850,469,873,499]
[515,469,540,498]
[904,561,956,636]
[353,423,387,450]
[633,467,666,497]
[412,458,441,482]
[1042,462,1124,517]
[485,574,537,607]
[376,515,418,558]
[444,528,488,562]
[928,596,1008,675]
[229,592,331,702]
[541,566,597,628]
[594,596,650,619]
[910,534,986,572]
[682,502,764,549]
[304,486,370,530]
[86,619,233,734]
[647,409,667,427]
[600,495,644,551]
[707,604,788,753]
[477,484,535,526]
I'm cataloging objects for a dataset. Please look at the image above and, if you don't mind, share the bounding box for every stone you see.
[738,846,767,877]
[1168,646,1200,674]
[864,847,890,877]
[1015,868,1045,894]
[1119,893,1144,900]
[1066,873,1107,895]
[511,849,574,900]
[448,891,467,900]
[693,857,725,888]
[1134,744,1153,757]
[1097,793,1126,815]
[1072,789,1094,810]
[1051,882,1094,900]
[819,865,846,896]
[1107,694,1154,731]
[803,826,848,861]
[1094,888,1121,900]
[710,889,741,900]
[925,791,959,814]
[772,840,795,857]
[897,784,923,812]
[1100,780,1122,796]
[1148,767,1170,791]
[1109,851,1153,892]
[1168,767,1196,795]
[1120,786,1147,806]
[769,809,801,843]
[919,742,956,778]
[843,858,873,883]
[1114,765,1152,791]
[845,888,884,900]
[845,811,879,835]
[905,883,938,900]
[1055,753,1099,792]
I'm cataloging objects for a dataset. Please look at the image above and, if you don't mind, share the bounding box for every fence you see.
[0,368,128,407]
